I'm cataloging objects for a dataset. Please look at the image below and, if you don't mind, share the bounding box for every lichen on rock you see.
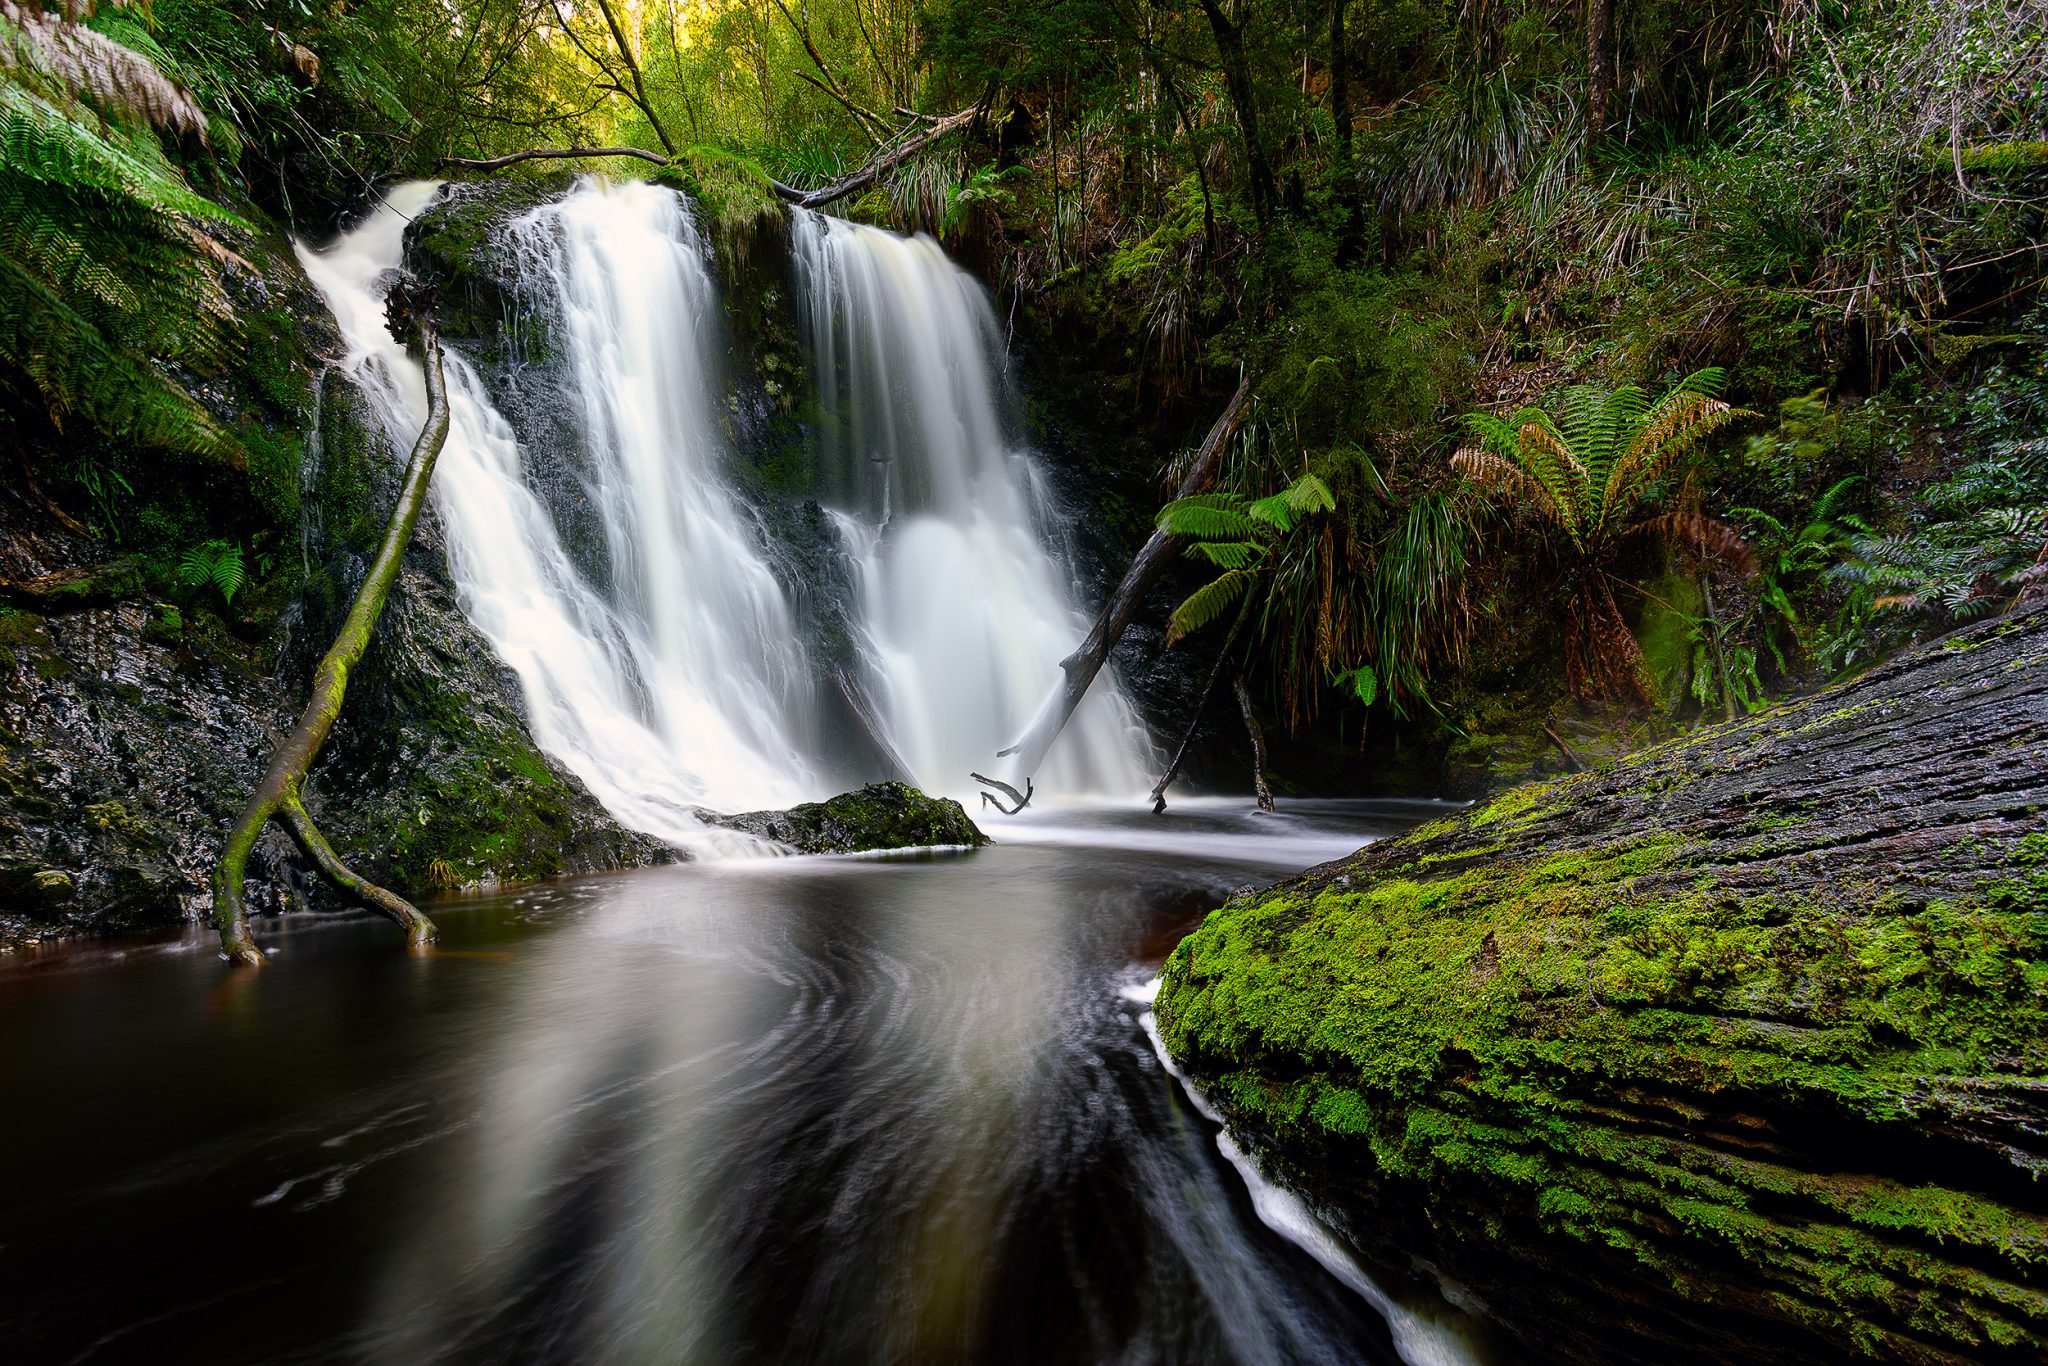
[1157,603,2048,1365]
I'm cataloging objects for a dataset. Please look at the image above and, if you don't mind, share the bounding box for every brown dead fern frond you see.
[0,0,208,140]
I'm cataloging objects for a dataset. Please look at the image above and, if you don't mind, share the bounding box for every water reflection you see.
[0,801,1488,1365]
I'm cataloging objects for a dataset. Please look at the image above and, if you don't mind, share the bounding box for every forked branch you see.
[213,311,451,965]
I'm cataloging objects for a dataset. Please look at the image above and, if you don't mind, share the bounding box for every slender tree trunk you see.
[1586,0,1615,139]
[1231,668,1276,811]
[213,325,452,965]
[1150,586,1257,812]
[1197,0,1278,225]
[1701,577,1738,722]
[999,374,1253,780]
[1330,0,1362,264]
[592,0,675,153]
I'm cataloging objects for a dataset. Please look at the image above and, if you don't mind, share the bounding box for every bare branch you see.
[438,145,672,172]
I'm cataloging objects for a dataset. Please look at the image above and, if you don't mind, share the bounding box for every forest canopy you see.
[3,0,2044,746]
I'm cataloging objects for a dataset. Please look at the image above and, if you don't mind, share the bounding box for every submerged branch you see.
[971,772,1033,815]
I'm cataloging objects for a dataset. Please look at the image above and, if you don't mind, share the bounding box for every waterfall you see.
[297,181,817,854]
[791,212,1152,799]
[297,179,1149,856]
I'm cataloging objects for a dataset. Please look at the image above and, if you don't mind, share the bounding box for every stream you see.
[0,800,1490,1365]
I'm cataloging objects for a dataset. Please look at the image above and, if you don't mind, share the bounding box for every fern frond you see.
[1158,494,1260,541]
[1189,540,1260,569]
[1167,569,1254,645]
[1,1,208,140]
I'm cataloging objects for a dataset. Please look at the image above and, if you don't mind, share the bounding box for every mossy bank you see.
[1158,604,2048,1364]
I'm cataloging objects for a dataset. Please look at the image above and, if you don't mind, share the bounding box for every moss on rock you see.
[1158,604,2048,1364]
[704,781,990,855]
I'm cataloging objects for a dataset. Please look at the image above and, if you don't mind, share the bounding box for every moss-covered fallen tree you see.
[1158,604,2048,1364]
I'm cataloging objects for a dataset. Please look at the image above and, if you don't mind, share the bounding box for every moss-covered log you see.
[212,323,452,965]
[1158,604,2048,1364]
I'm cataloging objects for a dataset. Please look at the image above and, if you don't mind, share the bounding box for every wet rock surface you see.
[0,205,670,951]
[1158,604,2048,1365]
[704,781,990,855]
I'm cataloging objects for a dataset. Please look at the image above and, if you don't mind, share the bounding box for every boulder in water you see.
[705,782,990,855]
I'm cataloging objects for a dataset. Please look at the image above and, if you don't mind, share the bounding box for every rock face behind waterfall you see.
[704,782,990,855]
[0,208,665,951]
[1158,604,2048,1364]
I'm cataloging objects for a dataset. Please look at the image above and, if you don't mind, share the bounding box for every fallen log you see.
[1000,373,1253,781]
[1159,602,2048,1363]
[212,308,451,965]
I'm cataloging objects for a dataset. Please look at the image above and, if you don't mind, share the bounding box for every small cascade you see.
[792,212,1153,799]
[297,181,817,853]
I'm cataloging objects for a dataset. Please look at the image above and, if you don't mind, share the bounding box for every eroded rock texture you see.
[1159,604,2048,1364]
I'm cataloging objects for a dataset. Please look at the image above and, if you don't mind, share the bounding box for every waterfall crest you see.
[297,179,1150,855]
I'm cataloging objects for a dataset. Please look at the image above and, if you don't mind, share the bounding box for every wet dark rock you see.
[0,197,671,952]
[1158,604,2048,1365]
[704,782,990,855]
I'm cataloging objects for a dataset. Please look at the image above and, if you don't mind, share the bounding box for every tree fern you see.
[0,3,244,464]
[1453,371,1752,704]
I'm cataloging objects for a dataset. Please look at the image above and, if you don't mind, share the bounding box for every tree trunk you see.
[1330,0,1362,264]
[1197,0,1279,225]
[1586,0,1615,139]
[1701,577,1738,721]
[1231,668,1276,811]
[999,374,1254,780]
[213,324,452,965]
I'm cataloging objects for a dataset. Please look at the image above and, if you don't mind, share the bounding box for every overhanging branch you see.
[434,105,981,212]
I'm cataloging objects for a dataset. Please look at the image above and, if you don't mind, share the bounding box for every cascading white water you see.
[297,181,818,853]
[792,212,1153,799]
[298,179,1150,853]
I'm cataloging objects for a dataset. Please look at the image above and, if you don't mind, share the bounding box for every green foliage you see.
[1158,470,1334,643]
[1834,317,2048,626]
[0,6,245,461]
[1455,368,1744,556]
[177,539,242,605]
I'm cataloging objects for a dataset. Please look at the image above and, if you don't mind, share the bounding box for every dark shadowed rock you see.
[1158,603,2048,1365]
[703,782,990,855]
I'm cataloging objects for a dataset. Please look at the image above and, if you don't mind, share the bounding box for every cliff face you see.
[0,191,664,951]
[1158,604,2048,1364]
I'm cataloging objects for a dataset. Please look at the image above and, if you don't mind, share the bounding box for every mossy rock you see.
[654,146,787,266]
[1158,603,2048,1365]
[704,781,990,855]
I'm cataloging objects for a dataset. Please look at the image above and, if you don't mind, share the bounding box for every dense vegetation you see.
[2,0,2044,774]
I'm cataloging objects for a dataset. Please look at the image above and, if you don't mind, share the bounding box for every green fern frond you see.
[178,540,243,603]
[1167,568,1254,644]
[1159,494,1260,541]
[1189,539,1260,569]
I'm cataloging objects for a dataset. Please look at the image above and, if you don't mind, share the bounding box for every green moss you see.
[1158,812,2048,1356]
[656,146,786,264]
